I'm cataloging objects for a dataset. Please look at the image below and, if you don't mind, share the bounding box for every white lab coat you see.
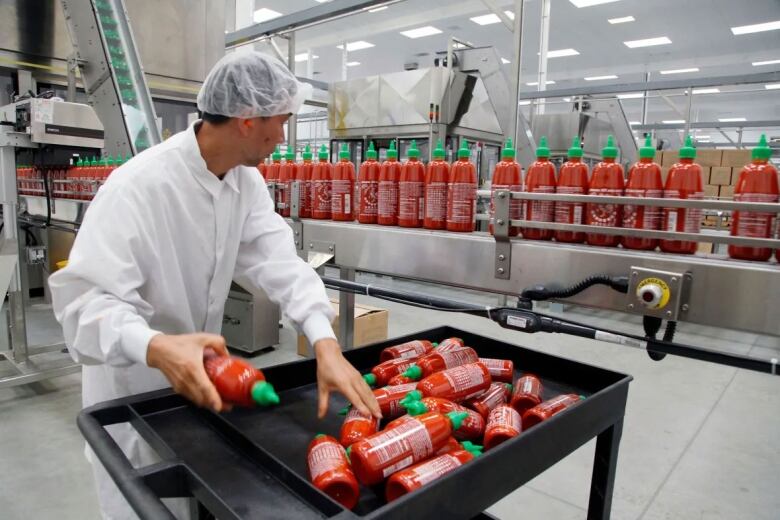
[49,122,336,519]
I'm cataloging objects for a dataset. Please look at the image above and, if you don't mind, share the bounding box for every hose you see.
[644,316,665,361]
[521,274,629,302]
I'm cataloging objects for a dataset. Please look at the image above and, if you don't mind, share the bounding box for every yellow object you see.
[55,260,69,270]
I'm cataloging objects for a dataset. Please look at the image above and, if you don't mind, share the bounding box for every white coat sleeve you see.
[234,177,336,346]
[48,185,161,367]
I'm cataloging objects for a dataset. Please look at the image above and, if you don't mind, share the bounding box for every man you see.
[49,51,380,519]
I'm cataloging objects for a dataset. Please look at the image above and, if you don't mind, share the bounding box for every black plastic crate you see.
[79,326,632,520]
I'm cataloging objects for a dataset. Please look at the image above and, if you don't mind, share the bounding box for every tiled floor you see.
[1,278,778,519]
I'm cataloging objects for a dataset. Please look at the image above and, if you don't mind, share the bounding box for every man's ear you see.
[236,118,254,137]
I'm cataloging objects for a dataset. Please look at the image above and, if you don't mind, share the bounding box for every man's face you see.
[239,114,290,166]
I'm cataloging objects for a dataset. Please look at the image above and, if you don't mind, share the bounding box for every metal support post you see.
[587,419,624,520]
[286,33,297,152]
[339,267,355,349]
[683,87,693,138]
[535,0,551,116]
[509,0,525,146]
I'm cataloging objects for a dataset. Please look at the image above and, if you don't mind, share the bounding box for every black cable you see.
[644,316,666,361]
[521,274,629,301]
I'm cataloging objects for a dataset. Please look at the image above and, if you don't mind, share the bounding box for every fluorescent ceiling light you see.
[518,100,531,106]
[314,0,331,2]
[618,92,644,99]
[608,16,635,24]
[400,26,442,39]
[526,80,556,86]
[731,20,780,35]
[585,75,618,81]
[663,120,685,124]
[570,0,622,7]
[504,11,515,20]
[691,88,720,94]
[336,41,375,51]
[629,121,641,125]
[543,48,580,58]
[346,61,360,67]
[294,53,319,62]
[471,14,501,25]
[718,117,746,122]
[367,6,387,12]
[660,67,699,74]
[624,36,672,48]
[501,58,510,64]
[696,135,712,140]
[752,59,780,66]
[765,83,780,90]
[253,8,282,23]
[562,97,572,102]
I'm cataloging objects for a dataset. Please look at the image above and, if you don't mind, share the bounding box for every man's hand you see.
[147,333,229,412]
[314,338,382,419]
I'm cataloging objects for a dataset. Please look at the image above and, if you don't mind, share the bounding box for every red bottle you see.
[387,374,415,386]
[203,351,279,407]
[358,141,380,224]
[623,135,663,250]
[587,136,625,247]
[464,382,510,418]
[490,137,523,236]
[729,135,779,262]
[446,140,477,232]
[385,444,481,502]
[522,394,583,429]
[403,396,486,440]
[348,411,468,485]
[483,405,522,450]
[660,136,704,254]
[364,357,418,388]
[398,140,425,227]
[340,408,379,447]
[435,436,463,455]
[311,145,333,219]
[380,340,436,362]
[266,146,283,213]
[257,158,267,180]
[416,362,492,403]
[478,358,513,383]
[402,346,479,381]
[378,141,401,226]
[436,337,464,352]
[510,374,543,416]
[297,144,313,218]
[555,136,589,243]
[278,148,297,217]
[521,136,556,240]
[332,143,355,221]
[372,382,419,417]
[424,139,450,230]
[307,434,360,509]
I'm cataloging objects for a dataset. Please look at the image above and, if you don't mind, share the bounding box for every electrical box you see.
[25,245,46,265]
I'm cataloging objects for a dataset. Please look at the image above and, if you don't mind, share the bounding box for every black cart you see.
[78,326,632,519]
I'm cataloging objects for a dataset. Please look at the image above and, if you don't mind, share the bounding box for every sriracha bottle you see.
[402,395,486,440]
[436,337,464,351]
[311,144,333,219]
[510,374,543,416]
[490,137,522,236]
[401,346,479,381]
[203,351,279,407]
[446,140,477,232]
[483,405,522,450]
[522,394,583,429]
[332,143,355,221]
[266,146,283,213]
[363,357,418,388]
[297,144,313,218]
[464,382,511,418]
[660,136,704,254]
[478,358,513,383]
[623,135,663,250]
[415,362,492,403]
[278,148,297,217]
[371,382,419,417]
[587,136,625,247]
[521,136,556,240]
[398,140,425,227]
[380,339,435,362]
[257,158,267,180]
[728,135,779,262]
[387,374,416,386]
[555,136,589,243]
[385,444,482,502]
[348,411,468,485]
[435,436,466,456]
[378,141,401,225]
[339,408,379,447]
[424,139,450,230]
[307,434,360,509]
[358,142,380,224]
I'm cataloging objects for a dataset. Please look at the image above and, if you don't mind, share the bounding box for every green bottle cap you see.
[457,139,470,159]
[399,390,423,407]
[579,394,586,400]
[447,411,469,431]
[345,446,352,460]
[363,373,377,387]
[432,139,446,159]
[302,143,312,160]
[602,135,618,159]
[402,365,423,381]
[76,158,83,167]
[315,433,327,439]
[339,143,350,160]
[272,145,282,161]
[115,154,123,166]
[338,405,351,416]
[407,140,420,159]
[90,157,98,166]
[639,135,656,159]
[459,441,483,457]
[318,144,329,160]
[99,157,108,167]
[386,140,398,160]
[432,342,439,347]
[403,400,429,416]
[106,156,114,167]
[285,148,295,162]
[752,134,772,161]
[679,135,696,159]
[535,136,550,158]
[505,383,513,394]
[366,141,377,160]
[567,136,583,158]
[250,380,280,406]
[501,137,516,159]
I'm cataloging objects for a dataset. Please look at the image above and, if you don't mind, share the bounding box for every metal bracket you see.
[626,266,691,321]
[307,240,335,269]
[492,189,511,280]
[290,220,303,251]
[290,181,301,220]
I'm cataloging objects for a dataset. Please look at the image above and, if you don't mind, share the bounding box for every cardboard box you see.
[661,166,671,183]
[297,299,388,356]
[697,241,713,254]
[703,184,719,198]
[719,185,735,199]
[730,167,743,185]
[709,166,731,185]
[720,149,751,168]
[662,151,679,166]
[700,166,711,183]
[697,149,723,167]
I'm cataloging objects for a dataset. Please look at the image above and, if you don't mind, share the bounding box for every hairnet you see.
[197,51,312,118]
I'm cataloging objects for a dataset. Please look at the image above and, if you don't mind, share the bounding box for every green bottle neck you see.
[567,157,582,163]
[752,158,769,165]
[639,157,654,163]
[679,158,694,164]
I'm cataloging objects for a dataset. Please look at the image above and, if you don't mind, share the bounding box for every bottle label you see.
[360,181,378,216]
[623,189,662,229]
[390,340,428,359]
[442,363,488,396]
[332,179,352,215]
[439,348,477,369]
[587,187,622,227]
[364,418,434,470]
[437,338,464,351]
[490,184,523,223]
[554,186,585,224]
[313,180,331,213]
[526,185,555,222]
[447,182,477,224]
[734,192,779,238]
[518,376,541,396]
[344,407,374,424]
[487,406,521,434]
[399,181,423,221]
[663,190,703,234]
[479,358,507,371]
[406,454,463,485]
[426,182,448,221]
[309,441,345,480]
[378,181,398,218]
[536,394,579,414]
[477,384,507,410]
